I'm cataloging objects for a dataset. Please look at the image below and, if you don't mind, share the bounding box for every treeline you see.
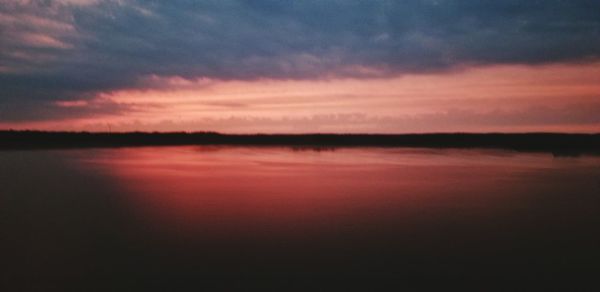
[1,130,599,155]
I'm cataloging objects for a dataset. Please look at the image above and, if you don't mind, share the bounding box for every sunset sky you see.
[1,0,599,133]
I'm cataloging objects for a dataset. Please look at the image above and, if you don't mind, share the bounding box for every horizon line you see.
[2,130,600,136]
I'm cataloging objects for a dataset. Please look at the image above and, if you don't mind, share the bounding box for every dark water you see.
[2,147,600,288]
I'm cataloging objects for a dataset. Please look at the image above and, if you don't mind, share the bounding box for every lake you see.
[2,146,600,288]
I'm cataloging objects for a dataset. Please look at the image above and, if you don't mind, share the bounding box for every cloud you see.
[0,96,141,122]
[125,102,600,133]
[6,101,598,134]
[1,0,600,122]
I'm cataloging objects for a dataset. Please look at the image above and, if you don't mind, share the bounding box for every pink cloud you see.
[2,62,600,133]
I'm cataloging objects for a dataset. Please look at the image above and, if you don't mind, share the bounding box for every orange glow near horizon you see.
[3,62,600,133]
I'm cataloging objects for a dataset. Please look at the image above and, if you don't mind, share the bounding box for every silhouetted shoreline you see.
[1,130,599,155]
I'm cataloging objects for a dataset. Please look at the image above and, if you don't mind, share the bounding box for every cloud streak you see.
[1,0,600,131]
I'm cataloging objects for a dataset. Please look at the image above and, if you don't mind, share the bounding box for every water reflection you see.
[2,147,600,287]
[78,147,592,237]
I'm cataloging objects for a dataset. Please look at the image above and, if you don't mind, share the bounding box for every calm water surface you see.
[2,147,600,287]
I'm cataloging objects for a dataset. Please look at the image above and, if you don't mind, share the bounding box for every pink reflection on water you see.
[78,146,596,240]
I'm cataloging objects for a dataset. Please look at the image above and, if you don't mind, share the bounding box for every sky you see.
[1,0,599,133]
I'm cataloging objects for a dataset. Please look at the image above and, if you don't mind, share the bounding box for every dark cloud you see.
[0,96,147,122]
[1,0,600,119]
